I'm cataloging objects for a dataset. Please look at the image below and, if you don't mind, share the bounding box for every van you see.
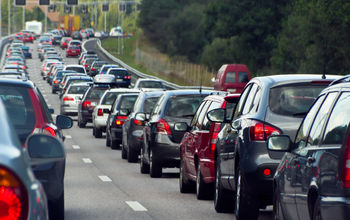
[213,64,251,93]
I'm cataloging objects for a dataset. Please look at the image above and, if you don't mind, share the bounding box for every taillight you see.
[84,64,88,68]
[97,108,103,116]
[54,80,59,84]
[249,121,281,141]
[115,116,127,126]
[82,101,91,108]
[124,75,131,80]
[0,166,28,220]
[91,67,96,71]
[63,96,74,101]
[342,132,350,188]
[43,126,56,137]
[156,119,171,135]
[133,119,143,126]
[210,123,221,152]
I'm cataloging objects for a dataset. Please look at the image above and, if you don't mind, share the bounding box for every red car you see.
[22,32,34,43]
[179,93,240,199]
[213,64,251,93]
[66,45,81,57]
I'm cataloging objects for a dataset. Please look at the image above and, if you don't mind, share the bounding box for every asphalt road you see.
[25,40,273,220]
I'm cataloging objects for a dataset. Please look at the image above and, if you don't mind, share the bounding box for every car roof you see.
[163,89,212,96]
[0,77,33,88]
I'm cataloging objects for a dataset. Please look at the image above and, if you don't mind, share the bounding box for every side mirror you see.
[56,115,73,129]
[135,112,146,122]
[119,109,130,116]
[174,122,189,132]
[26,134,65,160]
[267,135,291,152]
[207,108,226,123]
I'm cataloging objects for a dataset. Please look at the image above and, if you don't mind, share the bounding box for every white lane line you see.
[72,145,80,149]
[126,201,148,211]
[66,135,72,139]
[48,104,52,107]
[82,158,92,163]
[98,175,112,182]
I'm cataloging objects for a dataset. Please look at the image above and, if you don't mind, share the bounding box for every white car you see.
[60,82,91,116]
[133,78,166,90]
[92,88,140,138]
[63,64,87,74]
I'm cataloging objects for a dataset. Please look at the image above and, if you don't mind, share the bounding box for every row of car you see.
[0,36,75,219]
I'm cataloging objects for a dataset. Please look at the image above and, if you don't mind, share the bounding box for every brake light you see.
[0,166,28,220]
[97,108,103,116]
[91,67,96,71]
[133,119,143,126]
[249,121,281,141]
[342,132,350,188]
[115,116,127,126]
[54,80,59,84]
[210,123,221,152]
[63,96,74,101]
[82,101,91,108]
[124,75,131,80]
[84,64,88,68]
[43,126,56,137]
[156,119,171,135]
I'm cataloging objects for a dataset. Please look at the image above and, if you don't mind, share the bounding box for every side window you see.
[242,84,258,115]
[238,72,249,83]
[202,101,221,131]
[152,95,164,116]
[307,92,338,146]
[225,72,236,83]
[251,88,261,113]
[190,101,207,129]
[233,84,252,118]
[294,94,326,152]
[322,92,350,145]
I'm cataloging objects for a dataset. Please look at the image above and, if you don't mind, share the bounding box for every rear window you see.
[67,79,92,88]
[119,96,138,111]
[66,67,85,73]
[138,81,163,89]
[225,72,236,83]
[68,85,89,94]
[164,95,205,118]
[108,69,128,77]
[101,92,122,105]
[87,88,108,99]
[269,85,326,116]
[143,97,160,114]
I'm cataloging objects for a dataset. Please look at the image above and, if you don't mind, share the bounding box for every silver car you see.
[60,82,91,116]
[0,99,65,220]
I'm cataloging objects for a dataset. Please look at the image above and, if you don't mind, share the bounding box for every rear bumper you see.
[320,196,350,220]
[199,158,215,183]
[152,134,180,168]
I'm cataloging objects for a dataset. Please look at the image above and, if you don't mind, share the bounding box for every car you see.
[0,77,73,220]
[52,34,62,45]
[59,75,93,98]
[51,70,78,94]
[46,64,64,85]
[78,51,97,65]
[42,60,63,80]
[106,93,140,150]
[19,46,32,58]
[60,37,71,49]
[105,67,131,88]
[99,64,120,75]
[122,91,164,163]
[213,64,251,93]
[68,39,82,49]
[83,57,99,73]
[89,60,109,76]
[66,45,81,57]
[137,89,212,178]
[71,31,82,41]
[133,78,166,90]
[77,84,111,128]
[267,75,350,220]
[178,93,240,199]
[63,64,87,74]
[60,82,92,116]
[92,88,140,138]
[58,72,87,94]
[80,54,99,66]
[207,74,341,218]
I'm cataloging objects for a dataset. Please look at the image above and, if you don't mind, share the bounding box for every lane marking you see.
[48,104,52,107]
[126,201,148,211]
[43,94,47,97]
[72,145,80,149]
[82,158,92,163]
[98,175,112,182]
[66,135,72,139]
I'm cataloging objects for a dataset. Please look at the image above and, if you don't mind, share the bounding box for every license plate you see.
[116,79,123,82]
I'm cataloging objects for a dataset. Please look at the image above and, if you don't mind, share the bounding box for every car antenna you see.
[199,74,202,94]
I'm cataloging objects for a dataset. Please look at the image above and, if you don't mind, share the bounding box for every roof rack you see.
[328,74,350,86]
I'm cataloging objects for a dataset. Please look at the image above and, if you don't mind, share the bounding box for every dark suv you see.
[207,74,341,219]
[268,76,350,220]
[78,84,110,128]
[138,90,212,178]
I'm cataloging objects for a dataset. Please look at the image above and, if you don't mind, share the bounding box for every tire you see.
[149,149,162,178]
[121,144,127,159]
[51,89,56,94]
[111,138,120,150]
[196,163,213,200]
[273,188,284,220]
[77,117,86,128]
[106,130,111,147]
[50,191,64,220]
[312,197,322,220]
[127,147,138,163]
[92,127,96,137]
[95,127,102,138]
[179,159,195,193]
[214,161,234,213]
[140,146,150,174]
[235,167,259,220]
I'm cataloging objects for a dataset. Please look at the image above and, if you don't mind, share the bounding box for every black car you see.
[137,90,211,178]
[122,91,164,162]
[78,84,110,128]
[71,31,82,41]
[268,75,350,220]
[207,74,341,219]
[106,93,140,150]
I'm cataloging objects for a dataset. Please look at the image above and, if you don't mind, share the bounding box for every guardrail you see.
[84,38,213,90]
[0,37,10,68]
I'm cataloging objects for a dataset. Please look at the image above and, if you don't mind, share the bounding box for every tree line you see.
[138,0,350,75]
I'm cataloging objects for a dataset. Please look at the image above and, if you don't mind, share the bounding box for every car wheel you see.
[92,127,96,137]
[179,158,195,193]
[149,149,162,178]
[127,147,138,163]
[106,130,111,147]
[121,144,127,159]
[95,127,102,138]
[235,167,259,220]
[273,188,284,220]
[78,119,86,128]
[312,197,322,220]
[214,161,234,212]
[50,191,64,220]
[51,89,56,94]
[196,163,213,200]
[140,146,150,174]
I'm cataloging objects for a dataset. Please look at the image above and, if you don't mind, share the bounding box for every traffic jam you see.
[1,27,350,220]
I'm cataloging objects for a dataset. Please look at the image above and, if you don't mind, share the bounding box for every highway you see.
[25,40,273,220]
